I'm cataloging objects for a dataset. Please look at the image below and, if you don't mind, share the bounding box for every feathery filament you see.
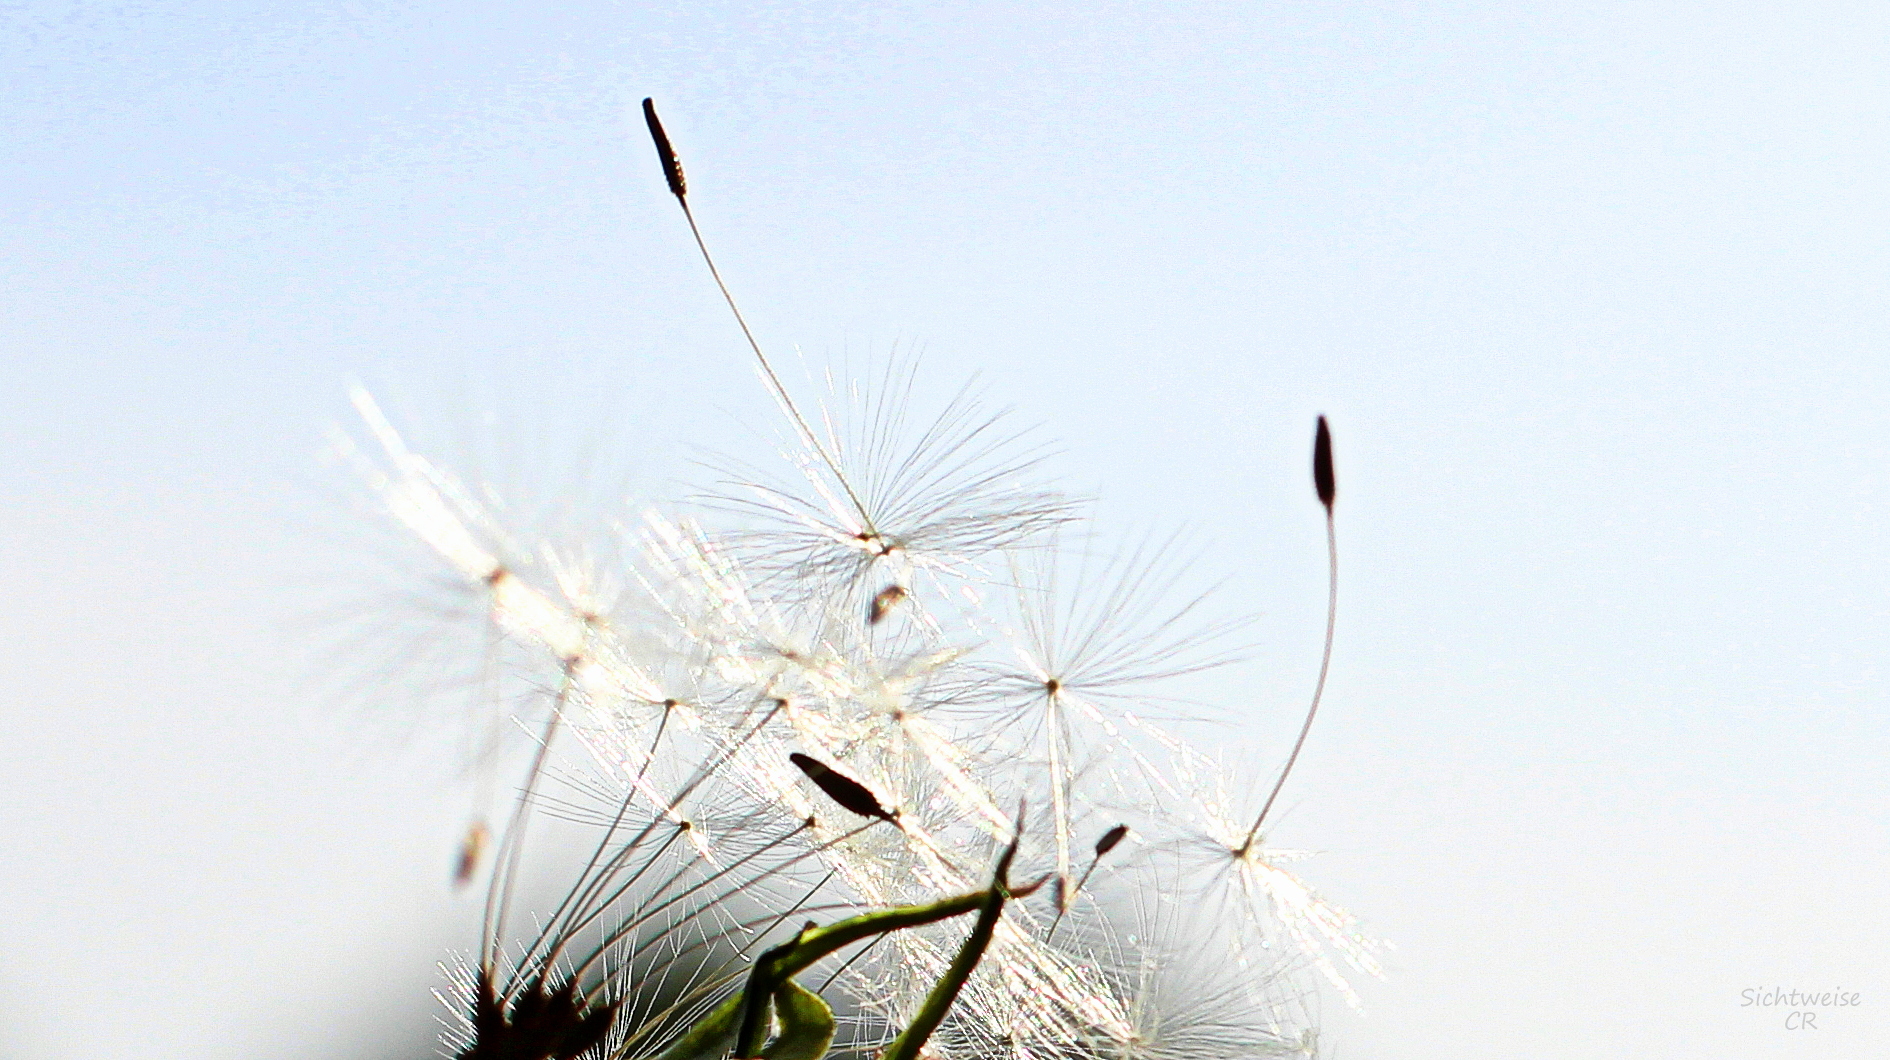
[347,102,1378,1060]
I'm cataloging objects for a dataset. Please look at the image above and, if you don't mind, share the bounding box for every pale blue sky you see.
[3,2,1886,1057]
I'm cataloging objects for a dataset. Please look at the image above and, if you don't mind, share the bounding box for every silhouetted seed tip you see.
[790,752,894,821]
[868,584,908,625]
[1313,415,1336,510]
[641,97,687,199]
[454,820,489,887]
[1094,823,1129,858]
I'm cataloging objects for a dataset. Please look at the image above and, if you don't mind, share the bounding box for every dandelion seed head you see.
[352,273,1365,1055]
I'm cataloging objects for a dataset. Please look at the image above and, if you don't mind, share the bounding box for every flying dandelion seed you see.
[699,354,1080,607]
[351,98,1376,1060]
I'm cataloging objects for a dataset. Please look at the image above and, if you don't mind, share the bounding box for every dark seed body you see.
[868,584,908,625]
[459,971,617,1060]
[454,820,489,886]
[790,752,894,820]
[641,98,688,199]
[1313,416,1336,510]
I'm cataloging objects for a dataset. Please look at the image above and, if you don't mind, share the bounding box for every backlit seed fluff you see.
[348,98,1372,1060]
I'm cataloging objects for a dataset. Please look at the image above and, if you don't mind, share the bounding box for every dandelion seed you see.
[361,101,1374,1060]
[641,97,687,199]
[703,357,1078,599]
[869,584,908,625]
[1225,841,1384,1011]
[1048,824,1132,938]
[455,819,490,887]
[1079,882,1314,1060]
[944,533,1251,885]
[1244,416,1341,848]
[1313,416,1335,511]
[791,752,897,822]
[1158,747,1386,1012]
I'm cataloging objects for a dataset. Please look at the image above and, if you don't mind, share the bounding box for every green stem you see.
[652,887,1003,1060]
[880,842,1019,1060]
